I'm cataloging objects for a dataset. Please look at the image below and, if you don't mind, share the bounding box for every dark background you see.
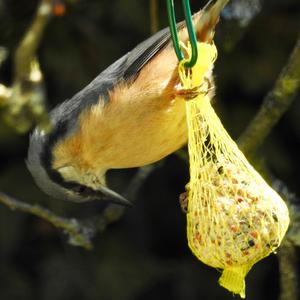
[0,0,299,299]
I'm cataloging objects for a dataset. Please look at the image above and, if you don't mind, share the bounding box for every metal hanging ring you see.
[166,0,198,68]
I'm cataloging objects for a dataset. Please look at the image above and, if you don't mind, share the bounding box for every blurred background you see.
[0,0,299,299]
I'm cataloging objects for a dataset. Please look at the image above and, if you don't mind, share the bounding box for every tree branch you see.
[1,0,53,133]
[0,84,11,108]
[0,165,159,249]
[238,33,300,156]
[0,191,94,250]
[149,0,159,34]
[14,0,52,82]
[90,164,160,233]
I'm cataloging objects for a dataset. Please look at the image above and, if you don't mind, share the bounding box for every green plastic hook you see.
[166,0,198,68]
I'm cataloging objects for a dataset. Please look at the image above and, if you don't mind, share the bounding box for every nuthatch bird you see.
[27,0,229,206]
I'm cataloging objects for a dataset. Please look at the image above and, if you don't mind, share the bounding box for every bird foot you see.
[175,77,214,100]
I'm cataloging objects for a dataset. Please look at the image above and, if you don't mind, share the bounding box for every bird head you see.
[27,125,131,206]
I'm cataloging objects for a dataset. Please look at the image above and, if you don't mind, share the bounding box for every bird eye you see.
[73,184,87,194]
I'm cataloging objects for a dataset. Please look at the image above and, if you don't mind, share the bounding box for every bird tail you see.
[194,0,230,43]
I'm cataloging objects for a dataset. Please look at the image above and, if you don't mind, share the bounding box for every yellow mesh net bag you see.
[178,42,290,298]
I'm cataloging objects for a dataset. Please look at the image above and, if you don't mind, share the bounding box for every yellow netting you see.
[178,42,290,298]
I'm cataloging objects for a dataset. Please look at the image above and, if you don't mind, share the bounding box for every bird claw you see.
[175,86,202,100]
[175,77,214,100]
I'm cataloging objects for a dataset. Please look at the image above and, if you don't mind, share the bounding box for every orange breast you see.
[52,46,188,173]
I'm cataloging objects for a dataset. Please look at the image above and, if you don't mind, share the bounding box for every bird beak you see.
[99,186,132,207]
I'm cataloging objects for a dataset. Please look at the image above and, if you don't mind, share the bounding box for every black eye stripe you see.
[73,184,87,194]
[69,183,100,197]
